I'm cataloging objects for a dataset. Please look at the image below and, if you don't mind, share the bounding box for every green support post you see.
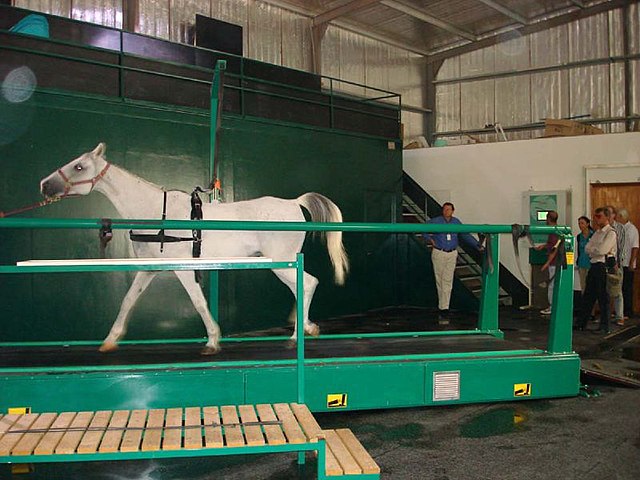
[548,234,574,354]
[478,234,500,333]
[208,59,226,320]
[296,252,305,404]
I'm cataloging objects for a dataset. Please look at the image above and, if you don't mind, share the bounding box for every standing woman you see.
[576,216,594,295]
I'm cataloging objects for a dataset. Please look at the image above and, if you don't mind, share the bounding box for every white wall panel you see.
[460,79,494,130]
[338,29,366,96]
[568,12,609,61]
[632,60,640,116]
[629,3,640,55]
[364,37,390,93]
[569,65,610,119]
[169,0,210,44]
[71,0,122,29]
[530,24,568,68]
[608,9,624,57]
[530,70,569,122]
[247,1,282,65]
[494,35,529,71]
[281,8,311,72]
[14,0,71,17]
[495,76,530,127]
[436,84,460,133]
[321,26,342,85]
[459,46,495,76]
[138,0,170,40]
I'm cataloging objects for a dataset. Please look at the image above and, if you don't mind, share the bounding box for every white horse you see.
[39,143,349,354]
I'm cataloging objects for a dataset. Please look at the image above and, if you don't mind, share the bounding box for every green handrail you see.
[0,217,572,235]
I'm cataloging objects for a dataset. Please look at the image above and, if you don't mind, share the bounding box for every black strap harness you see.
[122,188,208,282]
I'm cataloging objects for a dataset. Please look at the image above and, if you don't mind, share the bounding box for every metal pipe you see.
[435,115,640,138]
[433,53,640,86]
[0,218,571,235]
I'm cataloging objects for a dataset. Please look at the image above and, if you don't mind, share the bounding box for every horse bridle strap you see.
[57,162,111,196]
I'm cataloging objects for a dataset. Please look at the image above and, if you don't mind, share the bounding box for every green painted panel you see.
[0,90,403,342]
[0,369,245,412]
[425,355,581,405]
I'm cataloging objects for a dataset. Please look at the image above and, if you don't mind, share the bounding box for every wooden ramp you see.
[0,403,380,479]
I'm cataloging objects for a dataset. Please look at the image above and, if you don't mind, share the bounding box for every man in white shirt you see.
[576,207,617,332]
[618,208,639,324]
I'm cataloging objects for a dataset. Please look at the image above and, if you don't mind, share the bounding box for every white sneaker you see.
[540,308,552,315]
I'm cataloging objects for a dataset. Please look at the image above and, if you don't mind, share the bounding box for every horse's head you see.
[40,143,110,198]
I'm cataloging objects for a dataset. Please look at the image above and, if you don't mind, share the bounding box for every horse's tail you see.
[297,192,349,285]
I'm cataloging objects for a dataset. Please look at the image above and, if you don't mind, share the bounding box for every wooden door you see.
[590,182,640,315]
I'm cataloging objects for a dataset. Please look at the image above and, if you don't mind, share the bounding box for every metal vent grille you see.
[433,371,460,401]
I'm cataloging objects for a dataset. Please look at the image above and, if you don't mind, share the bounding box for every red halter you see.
[56,162,111,197]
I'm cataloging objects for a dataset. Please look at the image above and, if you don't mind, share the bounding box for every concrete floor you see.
[4,307,640,480]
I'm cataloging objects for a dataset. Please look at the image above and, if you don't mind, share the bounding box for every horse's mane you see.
[109,162,189,195]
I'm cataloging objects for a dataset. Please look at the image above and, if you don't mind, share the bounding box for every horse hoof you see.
[286,339,296,349]
[305,324,320,337]
[201,345,220,356]
[99,342,118,353]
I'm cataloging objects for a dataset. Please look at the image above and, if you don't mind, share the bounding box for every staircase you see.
[403,173,528,307]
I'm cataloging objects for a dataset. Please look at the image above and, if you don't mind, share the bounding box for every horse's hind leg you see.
[174,270,221,355]
[272,269,319,339]
[100,271,158,353]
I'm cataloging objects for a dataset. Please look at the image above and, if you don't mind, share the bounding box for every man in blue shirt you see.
[423,202,482,317]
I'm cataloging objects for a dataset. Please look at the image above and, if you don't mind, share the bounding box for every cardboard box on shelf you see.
[543,119,603,137]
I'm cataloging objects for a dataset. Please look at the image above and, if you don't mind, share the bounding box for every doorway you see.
[590,182,640,315]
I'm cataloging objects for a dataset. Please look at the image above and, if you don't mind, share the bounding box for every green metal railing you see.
[0,218,575,359]
[0,22,401,139]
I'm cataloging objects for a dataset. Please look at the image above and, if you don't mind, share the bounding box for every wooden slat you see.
[99,410,130,453]
[141,409,165,451]
[238,405,265,446]
[256,404,286,445]
[335,429,380,474]
[273,403,306,444]
[34,412,76,455]
[77,411,112,454]
[220,406,245,447]
[0,414,39,455]
[0,414,21,442]
[162,408,183,450]
[320,432,343,477]
[55,412,93,454]
[290,403,321,443]
[11,413,57,456]
[184,407,202,449]
[120,410,147,452]
[324,430,362,475]
[202,407,223,448]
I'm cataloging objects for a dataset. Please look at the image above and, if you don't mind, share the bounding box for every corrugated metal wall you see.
[14,0,426,140]
[435,8,634,144]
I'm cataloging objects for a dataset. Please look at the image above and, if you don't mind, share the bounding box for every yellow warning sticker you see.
[8,407,30,414]
[566,252,574,265]
[327,394,348,408]
[514,383,532,397]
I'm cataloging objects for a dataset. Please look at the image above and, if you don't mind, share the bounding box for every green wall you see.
[0,89,411,342]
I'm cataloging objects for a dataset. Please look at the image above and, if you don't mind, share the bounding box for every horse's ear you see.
[92,142,106,157]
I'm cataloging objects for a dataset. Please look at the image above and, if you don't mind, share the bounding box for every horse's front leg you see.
[174,271,221,355]
[100,271,158,353]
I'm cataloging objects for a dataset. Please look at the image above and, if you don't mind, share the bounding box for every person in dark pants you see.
[576,207,618,333]
[618,208,638,324]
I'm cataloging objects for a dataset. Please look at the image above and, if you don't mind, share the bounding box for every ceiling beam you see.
[312,0,381,27]
[380,0,477,42]
[427,0,637,63]
[260,0,431,55]
[475,0,528,25]
[571,0,586,8]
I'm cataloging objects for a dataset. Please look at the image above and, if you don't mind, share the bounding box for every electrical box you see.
[522,190,572,308]
[522,190,571,265]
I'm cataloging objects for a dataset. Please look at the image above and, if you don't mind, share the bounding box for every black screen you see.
[195,14,242,57]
